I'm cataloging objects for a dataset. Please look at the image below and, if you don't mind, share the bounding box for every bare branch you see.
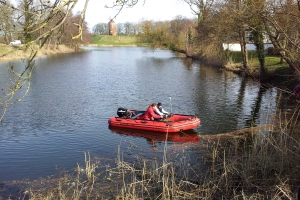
[0,0,90,121]
[105,0,141,21]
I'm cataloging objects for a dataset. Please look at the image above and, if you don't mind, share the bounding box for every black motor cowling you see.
[117,107,128,117]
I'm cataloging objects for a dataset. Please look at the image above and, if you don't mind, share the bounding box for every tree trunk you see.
[252,27,267,78]
[185,26,194,57]
[239,28,249,72]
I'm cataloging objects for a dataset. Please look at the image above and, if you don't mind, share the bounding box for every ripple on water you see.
[0,47,279,181]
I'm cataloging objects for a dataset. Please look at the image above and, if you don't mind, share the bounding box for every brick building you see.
[108,20,116,36]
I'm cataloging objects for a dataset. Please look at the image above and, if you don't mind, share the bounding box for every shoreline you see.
[0,44,151,63]
[0,44,75,62]
[1,44,295,89]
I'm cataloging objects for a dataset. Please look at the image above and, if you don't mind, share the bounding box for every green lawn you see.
[227,51,289,72]
[92,35,149,46]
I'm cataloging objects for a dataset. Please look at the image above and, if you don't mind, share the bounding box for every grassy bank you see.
[92,35,149,46]
[0,44,74,62]
[222,50,296,90]
[225,51,289,70]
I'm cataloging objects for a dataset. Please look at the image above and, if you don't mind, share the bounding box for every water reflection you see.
[109,126,200,146]
[181,57,193,70]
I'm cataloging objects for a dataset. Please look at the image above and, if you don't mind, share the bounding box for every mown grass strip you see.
[92,35,149,46]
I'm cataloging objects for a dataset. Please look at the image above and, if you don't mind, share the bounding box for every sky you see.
[74,0,196,29]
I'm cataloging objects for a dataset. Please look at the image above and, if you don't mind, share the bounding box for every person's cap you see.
[157,102,162,106]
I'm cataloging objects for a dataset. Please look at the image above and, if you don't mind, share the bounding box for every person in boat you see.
[157,102,170,116]
[153,104,164,116]
[144,103,163,121]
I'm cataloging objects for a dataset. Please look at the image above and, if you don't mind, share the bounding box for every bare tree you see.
[0,0,90,121]
[105,0,140,21]
[123,22,135,35]
[0,2,15,44]
[262,0,300,78]
[169,15,193,53]
[136,17,195,54]
[182,0,237,62]
[116,23,124,35]
[230,0,249,70]
[61,12,92,47]
[92,23,109,35]
[182,0,214,23]
[248,0,267,77]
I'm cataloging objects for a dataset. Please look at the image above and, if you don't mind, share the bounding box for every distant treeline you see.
[92,22,138,36]
[92,16,195,52]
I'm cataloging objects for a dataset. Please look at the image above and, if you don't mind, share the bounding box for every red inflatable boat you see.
[108,108,201,133]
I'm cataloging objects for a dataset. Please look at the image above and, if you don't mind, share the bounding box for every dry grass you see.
[0,44,74,62]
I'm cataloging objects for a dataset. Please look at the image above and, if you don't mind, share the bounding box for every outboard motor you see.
[117,107,128,117]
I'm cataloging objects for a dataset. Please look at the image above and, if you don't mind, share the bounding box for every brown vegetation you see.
[0,44,75,62]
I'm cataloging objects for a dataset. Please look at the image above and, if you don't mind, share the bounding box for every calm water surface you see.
[0,47,278,181]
